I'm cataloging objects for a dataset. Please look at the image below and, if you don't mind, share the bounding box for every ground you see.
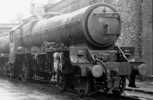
[0,77,152,100]
[125,80,153,100]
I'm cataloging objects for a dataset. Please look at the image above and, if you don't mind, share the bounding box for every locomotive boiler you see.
[6,3,120,53]
[0,3,134,96]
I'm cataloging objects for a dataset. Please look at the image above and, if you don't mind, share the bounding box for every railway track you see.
[0,76,150,100]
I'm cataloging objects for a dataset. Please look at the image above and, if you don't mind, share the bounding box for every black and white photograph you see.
[0,0,152,100]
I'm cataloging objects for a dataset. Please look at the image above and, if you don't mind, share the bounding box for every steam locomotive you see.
[0,3,137,96]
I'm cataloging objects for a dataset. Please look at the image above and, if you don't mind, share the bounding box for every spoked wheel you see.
[112,76,126,95]
[57,74,66,92]
[79,89,85,97]
[5,63,11,78]
[119,76,126,92]
[20,64,28,82]
[78,80,91,97]
[103,86,109,94]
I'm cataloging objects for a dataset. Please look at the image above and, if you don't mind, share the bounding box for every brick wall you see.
[115,0,142,59]
[141,0,153,75]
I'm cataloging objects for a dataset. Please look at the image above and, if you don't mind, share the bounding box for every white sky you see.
[0,0,31,23]
[0,0,62,23]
